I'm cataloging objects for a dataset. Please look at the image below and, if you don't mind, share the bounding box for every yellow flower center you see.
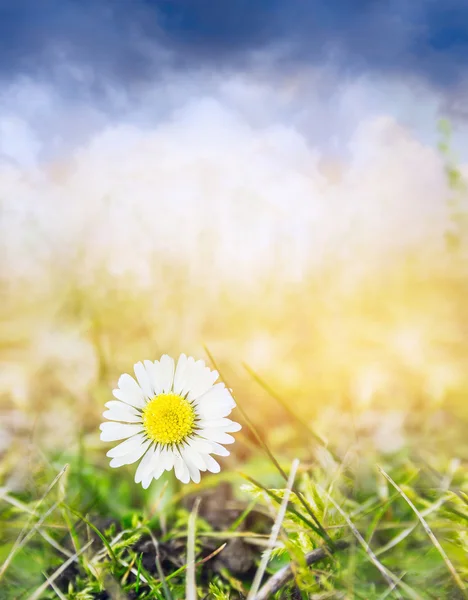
[142,393,195,445]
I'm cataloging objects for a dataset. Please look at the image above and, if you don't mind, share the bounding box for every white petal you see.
[162,449,175,471]
[142,449,162,489]
[186,361,219,400]
[134,362,153,399]
[174,455,190,484]
[194,382,233,405]
[203,455,221,473]
[146,446,162,472]
[109,439,151,467]
[198,428,235,444]
[114,374,146,408]
[103,401,142,423]
[112,388,144,409]
[100,423,143,442]
[181,446,206,471]
[156,448,173,472]
[187,438,213,454]
[105,400,140,414]
[142,471,154,489]
[186,462,201,483]
[180,356,196,396]
[143,360,159,395]
[151,360,164,395]
[135,445,156,484]
[195,384,235,419]
[197,418,241,432]
[159,355,175,393]
[102,411,141,424]
[173,354,188,395]
[207,442,230,457]
[107,433,147,457]
[197,403,234,420]
[151,458,167,481]
[139,447,163,485]
[118,373,141,392]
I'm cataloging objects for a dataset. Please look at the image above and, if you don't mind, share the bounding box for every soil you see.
[51,482,273,597]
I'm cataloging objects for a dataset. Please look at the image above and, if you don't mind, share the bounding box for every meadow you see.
[0,124,467,599]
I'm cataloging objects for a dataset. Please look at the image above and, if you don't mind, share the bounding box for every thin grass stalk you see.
[186,498,201,600]
[247,458,299,600]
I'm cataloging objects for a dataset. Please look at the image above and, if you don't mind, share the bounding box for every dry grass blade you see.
[375,462,456,557]
[0,464,68,581]
[198,543,227,564]
[65,504,118,563]
[316,485,422,600]
[248,458,300,600]
[151,542,227,594]
[147,528,173,600]
[41,573,67,600]
[242,362,329,449]
[101,574,130,600]
[377,572,408,600]
[378,466,467,598]
[240,472,323,536]
[37,464,70,506]
[0,491,73,559]
[0,500,61,580]
[27,540,93,600]
[254,540,350,600]
[186,497,201,600]
[204,346,332,545]
[115,557,150,586]
[203,346,287,480]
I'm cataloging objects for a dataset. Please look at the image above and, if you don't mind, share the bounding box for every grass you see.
[0,413,467,599]
[1,129,468,597]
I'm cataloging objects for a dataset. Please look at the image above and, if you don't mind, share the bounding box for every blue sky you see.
[0,1,467,166]
[0,1,466,295]
[1,0,467,90]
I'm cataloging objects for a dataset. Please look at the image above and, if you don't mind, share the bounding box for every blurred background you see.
[1,0,468,490]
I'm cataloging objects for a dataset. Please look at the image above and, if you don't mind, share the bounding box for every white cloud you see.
[0,66,463,288]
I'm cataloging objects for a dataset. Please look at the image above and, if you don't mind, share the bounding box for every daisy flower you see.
[100,354,241,488]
